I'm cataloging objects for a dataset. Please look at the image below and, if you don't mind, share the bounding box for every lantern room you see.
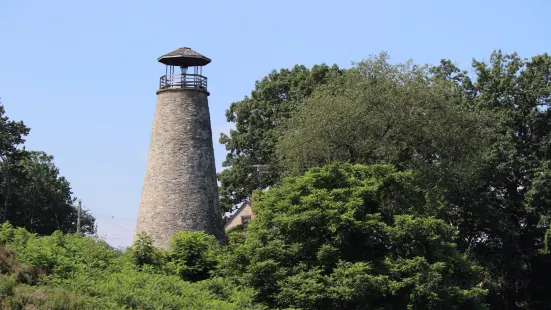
[157,47,210,91]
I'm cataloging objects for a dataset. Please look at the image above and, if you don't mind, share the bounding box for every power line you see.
[92,213,133,232]
[90,210,134,232]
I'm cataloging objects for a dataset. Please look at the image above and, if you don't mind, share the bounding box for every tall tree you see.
[218,64,343,212]
[0,101,94,235]
[3,151,95,235]
[437,51,551,309]
[219,51,551,308]
[0,101,31,222]
[275,51,551,308]
[276,52,494,203]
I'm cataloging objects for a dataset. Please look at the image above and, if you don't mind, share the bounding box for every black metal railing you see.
[159,74,208,90]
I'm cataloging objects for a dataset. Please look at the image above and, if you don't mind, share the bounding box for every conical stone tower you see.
[135,47,225,249]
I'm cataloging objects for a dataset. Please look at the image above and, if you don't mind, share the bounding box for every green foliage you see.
[220,51,551,308]
[218,163,487,309]
[0,274,16,298]
[60,267,261,310]
[277,52,494,191]
[1,163,487,309]
[129,231,162,268]
[0,221,14,245]
[0,102,30,226]
[0,104,29,159]
[2,284,109,310]
[0,224,262,309]
[170,230,219,282]
[6,151,95,235]
[218,64,344,212]
[432,51,551,308]
[0,101,94,235]
[544,228,551,254]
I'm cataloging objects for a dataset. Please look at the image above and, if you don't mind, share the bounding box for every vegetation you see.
[0,101,93,235]
[220,51,551,309]
[218,64,343,212]
[217,163,487,309]
[1,163,486,309]
[2,49,551,309]
[0,223,261,309]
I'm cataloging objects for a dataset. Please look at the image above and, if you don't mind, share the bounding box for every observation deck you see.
[159,73,207,90]
[157,47,211,92]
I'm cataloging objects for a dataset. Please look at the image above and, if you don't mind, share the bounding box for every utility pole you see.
[76,200,82,234]
[1,155,10,223]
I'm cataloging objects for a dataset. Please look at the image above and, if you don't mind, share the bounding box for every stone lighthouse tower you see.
[135,47,225,249]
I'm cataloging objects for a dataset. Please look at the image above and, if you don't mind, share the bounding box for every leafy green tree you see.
[218,163,487,309]
[273,51,551,308]
[170,231,220,282]
[129,232,162,268]
[276,52,494,195]
[218,64,343,212]
[433,51,551,309]
[0,101,92,235]
[0,101,30,223]
[3,151,94,235]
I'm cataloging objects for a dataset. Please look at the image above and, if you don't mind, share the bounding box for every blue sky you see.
[1,0,549,247]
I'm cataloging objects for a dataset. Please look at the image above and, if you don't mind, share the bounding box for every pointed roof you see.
[224,200,252,229]
[157,47,211,67]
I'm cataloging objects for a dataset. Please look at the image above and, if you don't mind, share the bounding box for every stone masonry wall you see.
[135,88,225,250]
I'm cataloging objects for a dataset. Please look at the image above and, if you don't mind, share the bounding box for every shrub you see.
[170,231,219,282]
[1,284,113,310]
[0,246,18,275]
[0,274,16,297]
[0,222,15,245]
[129,231,163,269]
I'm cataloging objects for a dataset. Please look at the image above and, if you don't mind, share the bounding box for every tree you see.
[434,51,551,309]
[218,64,343,212]
[276,52,494,192]
[3,151,95,235]
[0,101,30,222]
[218,163,487,309]
[219,51,551,307]
[170,231,219,282]
[129,231,162,268]
[0,101,93,235]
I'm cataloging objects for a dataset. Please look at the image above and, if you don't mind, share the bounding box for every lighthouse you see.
[135,47,225,249]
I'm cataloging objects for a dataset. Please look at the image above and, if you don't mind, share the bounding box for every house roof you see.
[157,47,211,67]
[224,200,251,229]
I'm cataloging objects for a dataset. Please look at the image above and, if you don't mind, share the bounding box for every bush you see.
[170,231,219,282]
[129,231,163,268]
[0,222,15,245]
[0,274,16,297]
[1,284,113,310]
[0,246,18,275]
